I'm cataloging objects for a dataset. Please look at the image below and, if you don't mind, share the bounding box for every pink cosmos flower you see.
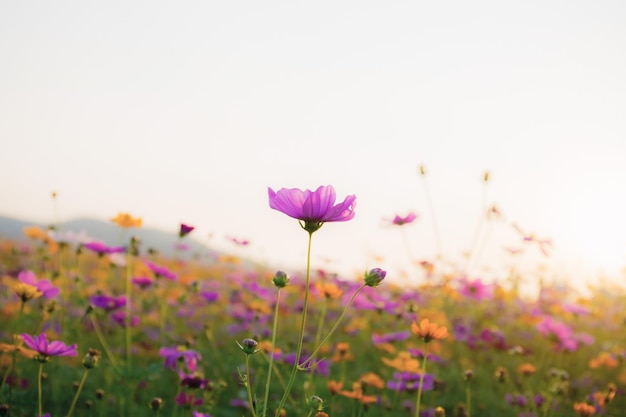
[392,212,418,226]
[458,277,493,301]
[18,270,59,299]
[21,333,77,359]
[268,185,356,228]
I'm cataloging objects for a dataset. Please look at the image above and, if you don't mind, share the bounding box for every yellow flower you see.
[23,226,49,240]
[12,282,43,303]
[411,318,449,343]
[315,282,343,299]
[110,212,142,228]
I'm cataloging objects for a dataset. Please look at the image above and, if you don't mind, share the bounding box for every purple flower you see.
[18,270,59,299]
[268,185,356,229]
[21,333,77,359]
[372,331,410,345]
[159,346,202,373]
[145,261,177,280]
[200,291,219,303]
[82,241,126,256]
[131,276,153,289]
[111,311,139,327]
[179,223,195,238]
[175,391,203,407]
[392,212,418,225]
[192,412,213,417]
[90,294,126,312]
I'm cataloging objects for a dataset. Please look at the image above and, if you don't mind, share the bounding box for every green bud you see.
[364,268,387,287]
[272,271,290,288]
[308,395,324,411]
[83,349,101,369]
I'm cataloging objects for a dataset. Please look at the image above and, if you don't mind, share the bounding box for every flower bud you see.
[238,338,259,355]
[83,349,101,369]
[364,268,386,287]
[149,397,163,411]
[308,395,324,411]
[435,406,446,417]
[95,389,105,399]
[463,369,474,381]
[272,271,290,288]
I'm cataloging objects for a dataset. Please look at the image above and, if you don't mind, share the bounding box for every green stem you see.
[125,250,133,371]
[261,288,282,417]
[90,314,121,374]
[307,298,328,391]
[38,362,44,417]
[1,301,25,399]
[274,231,314,417]
[245,355,258,417]
[414,342,429,417]
[299,284,367,369]
[66,368,90,417]
[465,383,471,417]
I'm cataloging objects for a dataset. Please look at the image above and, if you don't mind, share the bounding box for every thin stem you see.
[307,298,328,390]
[261,288,282,417]
[414,342,429,417]
[90,314,121,374]
[245,355,258,417]
[66,368,90,417]
[274,231,314,417]
[38,362,44,417]
[125,250,133,371]
[1,301,25,399]
[299,283,367,369]
[465,383,472,417]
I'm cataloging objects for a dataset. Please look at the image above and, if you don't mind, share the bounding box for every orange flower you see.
[327,380,343,395]
[382,351,420,373]
[359,372,385,389]
[338,382,378,405]
[573,402,595,416]
[331,342,354,363]
[411,318,448,343]
[589,352,619,369]
[110,212,142,228]
[517,363,536,376]
[23,226,49,240]
[315,282,343,299]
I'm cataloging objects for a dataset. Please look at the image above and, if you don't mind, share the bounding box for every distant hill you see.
[0,215,217,259]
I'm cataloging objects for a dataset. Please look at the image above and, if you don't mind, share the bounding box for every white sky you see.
[1,1,625,293]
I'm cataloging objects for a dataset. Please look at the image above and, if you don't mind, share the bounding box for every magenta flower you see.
[391,212,418,226]
[21,333,77,360]
[268,185,356,232]
[90,294,126,312]
[159,346,202,373]
[179,223,195,238]
[18,270,59,299]
[83,241,126,256]
[145,261,177,280]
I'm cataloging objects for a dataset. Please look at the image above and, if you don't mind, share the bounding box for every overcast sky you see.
[1,1,625,294]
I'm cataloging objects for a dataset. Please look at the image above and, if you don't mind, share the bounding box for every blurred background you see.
[1,1,625,294]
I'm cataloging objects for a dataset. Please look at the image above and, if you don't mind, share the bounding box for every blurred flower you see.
[23,226,49,240]
[90,294,126,312]
[388,372,435,392]
[160,346,202,373]
[372,331,410,345]
[382,351,421,373]
[315,282,343,299]
[227,236,250,246]
[331,342,354,362]
[110,213,142,229]
[131,276,153,289]
[573,402,596,416]
[391,212,418,226]
[268,185,356,233]
[145,261,177,280]
[192,412,212,417]
[23,272,60,299]
[536,316,577,351]
[11,282,43,303]
[21,333,77,361]
[411,319,449,343]
[111,311,139,327]
[179,223,195,238]
[175,391,203,408]
[83,241,126,256]
[458,277,493,301]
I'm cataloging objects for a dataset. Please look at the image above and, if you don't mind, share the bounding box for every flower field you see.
[1,186,625,417]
